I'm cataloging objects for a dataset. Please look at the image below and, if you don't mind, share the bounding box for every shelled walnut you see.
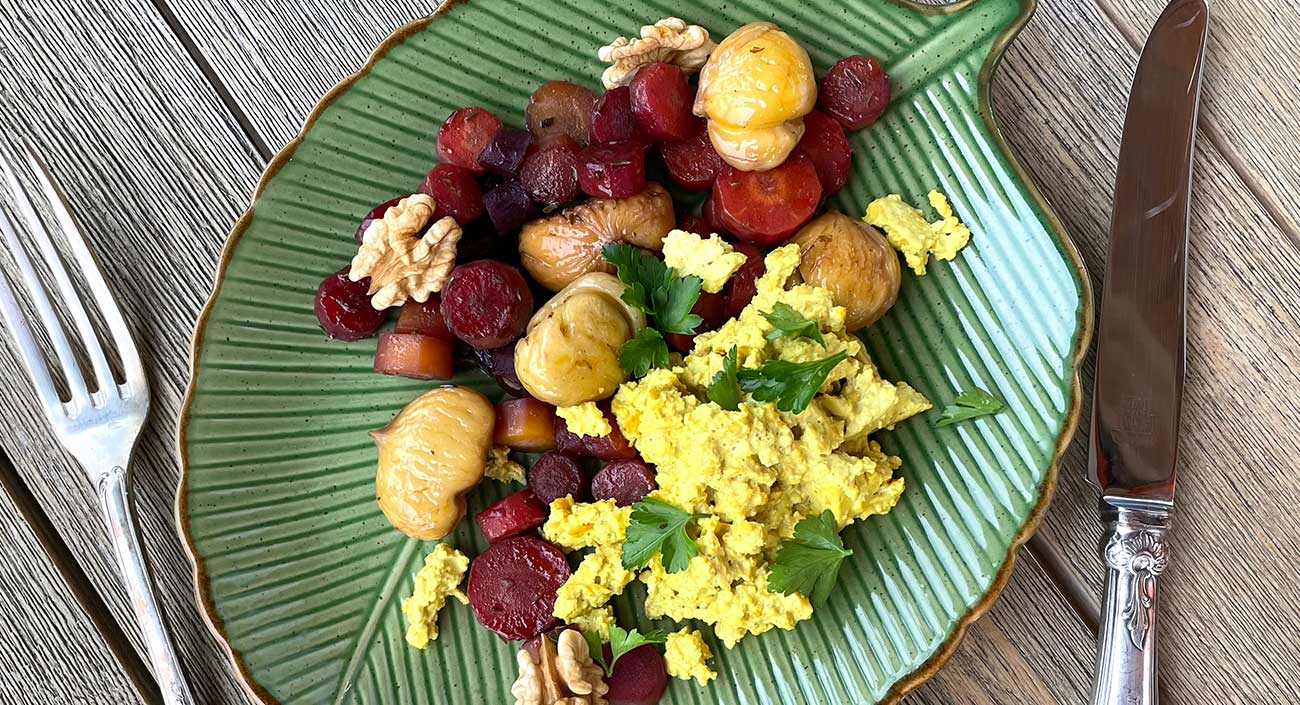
[598,17,716,89]
[349,193,461,309]
[511,630,609,705]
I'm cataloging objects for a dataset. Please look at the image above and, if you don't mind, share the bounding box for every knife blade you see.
[1090,0,1207,508]
[1088,3,1207,705]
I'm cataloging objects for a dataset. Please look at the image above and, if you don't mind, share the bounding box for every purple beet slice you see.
[467,535,571,640]
[527,451,586,504]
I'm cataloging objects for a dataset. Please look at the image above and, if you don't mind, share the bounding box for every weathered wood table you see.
[1,1,1297,703]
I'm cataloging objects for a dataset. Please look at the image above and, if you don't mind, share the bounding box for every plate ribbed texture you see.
[181,1,1085,703]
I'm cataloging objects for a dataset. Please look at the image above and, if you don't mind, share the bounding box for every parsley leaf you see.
[602,243,702,335]
[761,302,825,346]
[583,626,668,676]
[767,510,853,606]
[935,388,1005,427]
[619,328,671,378]
[707,346,741,410]
[622,497,708,573]
[737,350,848,414]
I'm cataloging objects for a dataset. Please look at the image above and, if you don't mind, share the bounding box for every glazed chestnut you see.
[790,211,900,330]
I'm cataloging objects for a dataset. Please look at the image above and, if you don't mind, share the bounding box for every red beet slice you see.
[483,180,541,236]
[527,451,586,504]
[819,55,891,130]
[723,242,765,319]
[418,163,484,224]
[677,214,709,235]
[701,192,729,237]
[437,107,502,173]
[578,140,647,199]
[479,127,533,177]
[630,62,696,143]
[583,407,639,461]
[590,459,657,507]
[713,154,822,246]
[476,490,548,543]
[553,416,589,457]
[660,124,723,191]
[591,86,640,144]
[794,110,852,195]
[355,196,404,244]
[520,135,582,208]
[440,260,534,349]
[467,535,571,640]
[605,643,669,705]
[314,266,385,340]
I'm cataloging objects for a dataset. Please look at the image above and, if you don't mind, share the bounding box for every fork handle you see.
[1091,504,1171,705]
[97,465,198,705]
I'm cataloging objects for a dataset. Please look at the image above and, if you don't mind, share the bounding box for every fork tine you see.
[1,149,118,399]
[23,147,145,393]
[0,247,65,418]
[0,191,90,412]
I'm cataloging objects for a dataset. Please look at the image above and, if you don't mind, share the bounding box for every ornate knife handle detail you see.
[1092,504,1171,705]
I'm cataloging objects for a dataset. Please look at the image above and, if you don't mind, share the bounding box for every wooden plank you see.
[0,0,262,703]
[158,1,1097,703]
[989,1,1300,702]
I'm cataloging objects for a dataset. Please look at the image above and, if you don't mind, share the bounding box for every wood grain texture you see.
[990,1,1300,702]
[0,0,260,703]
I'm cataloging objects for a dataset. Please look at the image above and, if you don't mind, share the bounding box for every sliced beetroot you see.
[438,107,502,173]
[527,451,586,504]
[604,643,669,705]
[660,124,723,191]
[355,196,404,244]
[479,127,533,177]
[476,490,548,543]
[723,242,766,319]
[677,214,709,235]
[819,55,891,131]
[471,345,527,397]
[590,459,657,507]
[440,260,534,349]
[553,416,589,457]
[520,135,582,208]
[701,192,729,238]
[314,266,386,340]
[483,180,540,236]
[418,163,484,224]
[591,86,639,144]
[664,290,725,353]
[583,407,639,461]
[467,535,571,640]
[630,63,696,143]
[794,110,852,196]
[578,140,648,199]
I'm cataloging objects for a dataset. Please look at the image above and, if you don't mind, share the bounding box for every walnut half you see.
[598,17,716,89]
[349,193,462,310]
[511,630,609,705]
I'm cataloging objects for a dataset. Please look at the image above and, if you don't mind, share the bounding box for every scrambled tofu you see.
[665,629,717,686]
[401,543,469,648]
[865,190,971,275]
[483,446,525,484]
[556,401,611,438]
[661,229,748,293]
[547,244,929,648]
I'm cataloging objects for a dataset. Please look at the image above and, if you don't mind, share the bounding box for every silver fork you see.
[0,146,197,705]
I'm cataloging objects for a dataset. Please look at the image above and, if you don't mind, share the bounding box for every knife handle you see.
[1091,504,1171,705]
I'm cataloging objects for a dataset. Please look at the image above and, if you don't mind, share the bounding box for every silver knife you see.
[1088,1,1207,704]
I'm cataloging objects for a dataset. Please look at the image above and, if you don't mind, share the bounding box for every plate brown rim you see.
[173,1,1095,703]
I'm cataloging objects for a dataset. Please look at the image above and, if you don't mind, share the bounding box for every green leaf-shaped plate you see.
[178,1,1091,703]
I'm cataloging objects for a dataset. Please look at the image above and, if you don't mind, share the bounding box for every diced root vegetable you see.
[315,266,386,340]
[394,296,454,340]
[713,154,822,246]
[467,536,570,640]
[578,141,648,199]
[494,398,559,451]
[373,333,455,380]
[819,55,891,130]
[604,643,669,705]
[441,260,534,349]
[479,127,533,177]
[794,110,852,195]
[520,136,582,207]
[437,107,503,173]
[590,459,656,507]
[419,163,485,224]
[471,345,527,397]
[723,242,765,319]
[583,406,639,461]
[553,415,589,457]
[630,63,696,143]
[664,290,725,352]
[476,490,548,543]
[527,451,587,504]
[591,86,640,144]
[660,124,723,191]
[483,180,541,236]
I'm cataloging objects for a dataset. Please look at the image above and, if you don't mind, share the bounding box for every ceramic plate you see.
[178,1,1090,703]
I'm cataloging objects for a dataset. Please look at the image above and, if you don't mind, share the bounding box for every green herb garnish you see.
[602,243,703,335]
[761,302,825,346]
[706,346,741,410]
[737,350,849,414]
[619,327,671,379]
[935,388,1005,427]
[767,510,852,606]
[622,497,708,573]
[583,626,668,676]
